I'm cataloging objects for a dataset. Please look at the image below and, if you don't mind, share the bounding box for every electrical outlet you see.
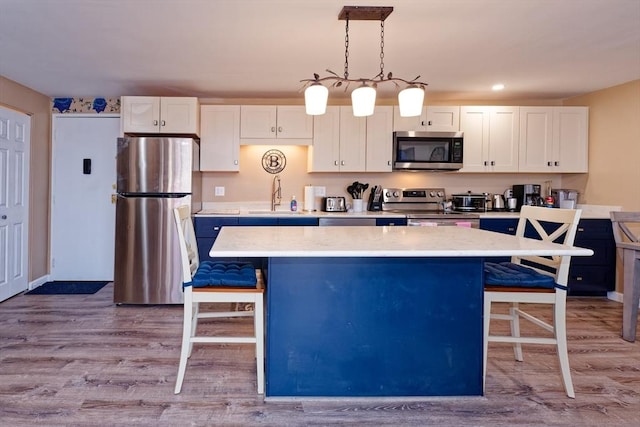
[214,186,225,196]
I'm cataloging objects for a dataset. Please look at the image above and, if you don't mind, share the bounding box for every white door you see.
[51,115,119,280]
[0,106,30,302]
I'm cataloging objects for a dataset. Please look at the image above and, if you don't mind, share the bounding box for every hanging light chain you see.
[301,7,427,93]
[379,17,385,79]
[344,15,350,79]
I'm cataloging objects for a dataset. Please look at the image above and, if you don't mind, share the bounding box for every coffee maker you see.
[512,184,542,211]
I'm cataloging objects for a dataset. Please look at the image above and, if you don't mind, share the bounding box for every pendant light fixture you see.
[301,6,428,117]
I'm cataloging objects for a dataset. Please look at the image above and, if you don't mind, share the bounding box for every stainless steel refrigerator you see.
[113,136,201,304]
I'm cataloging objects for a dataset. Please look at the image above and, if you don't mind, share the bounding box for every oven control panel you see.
[382,188,446,204]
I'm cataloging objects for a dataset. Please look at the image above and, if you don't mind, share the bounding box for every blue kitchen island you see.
[209,225,593,398]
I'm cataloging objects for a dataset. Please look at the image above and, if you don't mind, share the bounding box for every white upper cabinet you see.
[308,107,366,172]
[240,105,313,145]
[459,106,519,172]
[393,106,460,132]
[519,106,588,173]
[366,106,394,172]
[121,96,200,136]
[199,105,240,172]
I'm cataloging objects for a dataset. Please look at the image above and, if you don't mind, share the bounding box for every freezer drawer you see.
[114,195,189,304]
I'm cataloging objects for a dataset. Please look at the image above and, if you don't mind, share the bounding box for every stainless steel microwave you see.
[392,131,464,171]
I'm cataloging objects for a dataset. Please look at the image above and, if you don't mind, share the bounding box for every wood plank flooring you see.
[0,283,638,426]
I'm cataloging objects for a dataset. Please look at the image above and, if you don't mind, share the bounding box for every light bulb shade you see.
[398,85,425,117]
[351,84,377,117]
[304,83,329,115]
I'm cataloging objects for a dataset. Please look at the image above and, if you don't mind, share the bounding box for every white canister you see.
[352,199,365,212]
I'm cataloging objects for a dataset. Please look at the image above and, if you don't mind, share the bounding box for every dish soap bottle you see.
[290,195,297,212]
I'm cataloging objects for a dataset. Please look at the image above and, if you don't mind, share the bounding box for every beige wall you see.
[563,80,640,211]
[0,76,51,281]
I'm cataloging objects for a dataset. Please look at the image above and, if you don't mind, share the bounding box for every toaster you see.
[322,196,347,212]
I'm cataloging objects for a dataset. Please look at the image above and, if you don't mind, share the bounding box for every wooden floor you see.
[0,283,638,426]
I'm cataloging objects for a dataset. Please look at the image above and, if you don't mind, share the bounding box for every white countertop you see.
[196,204,620,220]
[209,226,594,258]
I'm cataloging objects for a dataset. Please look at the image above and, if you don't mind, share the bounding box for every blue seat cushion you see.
[185,261,257,288]
[484,262,560,289]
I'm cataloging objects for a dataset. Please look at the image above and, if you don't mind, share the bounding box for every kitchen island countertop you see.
[211,225,593,398]
[209,225,594,258]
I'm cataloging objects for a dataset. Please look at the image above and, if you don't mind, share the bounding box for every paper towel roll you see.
[304,186,315,211]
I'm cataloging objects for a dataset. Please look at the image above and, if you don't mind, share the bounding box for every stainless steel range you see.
[382,187,480,228]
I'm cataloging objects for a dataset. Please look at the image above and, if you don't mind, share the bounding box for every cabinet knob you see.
[578,227,585,232]
[153,120,159,126]
[1,215,6,220]
[334,160,338,166]
[554,161,559,166]
[490,160,495,166]
[507,227,515,232]
[278,126,283,133]
[341,160,345,166]
[161,120,166,127]
[547,161,552,166]
[213,226,220,231]
[271,127,276,133]
[234,160,238,165]
[387,160,391,166]
[576,276,583,281]
[484,161,488,166]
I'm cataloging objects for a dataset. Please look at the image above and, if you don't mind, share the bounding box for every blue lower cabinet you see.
[194,217,239,262]
[376,217,407,226]
[278,217,319,226]
[480,217,615,296]
[480,218,517,263]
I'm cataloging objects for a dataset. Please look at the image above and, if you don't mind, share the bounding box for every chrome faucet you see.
[271,175,282,211]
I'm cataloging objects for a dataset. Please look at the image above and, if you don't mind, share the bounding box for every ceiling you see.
[1,0,639,102]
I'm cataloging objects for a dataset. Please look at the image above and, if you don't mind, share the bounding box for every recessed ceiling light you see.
[492,83,505,91]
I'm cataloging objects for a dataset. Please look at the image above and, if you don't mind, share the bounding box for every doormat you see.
[25,281,109,295]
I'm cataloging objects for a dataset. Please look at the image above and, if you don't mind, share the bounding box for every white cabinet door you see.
[200,105,240,171]
[459,106,519,172]
[393,106,459,132]
[553,107,588,172]
[240,105,312,144]
[366,106,393,172]
[519,106,588,172]
[519,107,554,172]
[488,107,519,172]
[459,107,490,172]
[240,105,277,138]
[308,106,340,172]
[121,96,199,135]
[276,106,313,139]
[425,106,460,131]
[393,106,425,131]
[160,97,200,135]
[339,107,367,172]
[121,96,160,133]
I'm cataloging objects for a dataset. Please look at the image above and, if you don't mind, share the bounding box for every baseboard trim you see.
[29,275,50,291]
[608,290,640,308]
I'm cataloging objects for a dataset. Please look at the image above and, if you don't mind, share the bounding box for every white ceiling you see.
[1,0,639,102]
